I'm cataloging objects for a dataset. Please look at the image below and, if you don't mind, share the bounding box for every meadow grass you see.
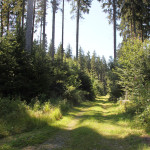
[63,96,150,150]
[0,96,150,150]
[0,98,73,150]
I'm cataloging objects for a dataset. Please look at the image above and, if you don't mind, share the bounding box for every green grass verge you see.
[0,96,150,150]
[63,96,150,150]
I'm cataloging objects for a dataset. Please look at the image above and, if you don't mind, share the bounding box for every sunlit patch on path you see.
[23,96,150,150]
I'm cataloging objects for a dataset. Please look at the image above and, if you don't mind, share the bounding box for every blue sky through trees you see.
[45,0,122,61]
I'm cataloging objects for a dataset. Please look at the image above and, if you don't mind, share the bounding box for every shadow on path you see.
[22,97,149,150]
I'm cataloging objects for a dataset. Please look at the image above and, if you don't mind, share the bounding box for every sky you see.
[45,0,122,61]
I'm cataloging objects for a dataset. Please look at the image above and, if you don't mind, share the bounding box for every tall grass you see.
[0,97,70,138]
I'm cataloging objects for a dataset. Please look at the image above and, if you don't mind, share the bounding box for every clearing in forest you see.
[1,96,150,150]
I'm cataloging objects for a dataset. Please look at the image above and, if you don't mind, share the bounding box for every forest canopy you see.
[0,0,150,136]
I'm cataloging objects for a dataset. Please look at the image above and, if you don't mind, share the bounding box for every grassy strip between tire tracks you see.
[0,96,150,150]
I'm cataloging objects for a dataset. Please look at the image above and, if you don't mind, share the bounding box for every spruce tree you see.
[25,0,34,52]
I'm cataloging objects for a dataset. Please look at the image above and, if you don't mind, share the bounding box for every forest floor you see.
[0,96,150,150]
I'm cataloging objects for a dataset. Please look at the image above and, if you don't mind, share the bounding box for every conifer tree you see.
[98,0,118,60]
[61,0,65,61]
[91,51,96,77]
[85,51,91,73]
[25,0,34,52]
[0,0,4,37]
[71,0,92,60]
[66,44,72,58]
[51,0,59,60]
[78,47,85,70]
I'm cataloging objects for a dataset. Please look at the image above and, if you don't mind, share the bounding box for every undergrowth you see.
[0,97,70,138]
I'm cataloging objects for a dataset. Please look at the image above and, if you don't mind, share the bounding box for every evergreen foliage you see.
[0,0,150,136]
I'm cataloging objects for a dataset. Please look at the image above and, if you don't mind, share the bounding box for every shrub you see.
[0,97,63,138]
[59,99,71,113]
[92,79,104,96]
[138,105,150,131]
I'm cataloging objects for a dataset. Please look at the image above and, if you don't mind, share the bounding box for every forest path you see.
[23,96,150,150]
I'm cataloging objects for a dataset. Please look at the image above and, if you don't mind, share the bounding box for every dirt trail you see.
[22,97,150,150]
[22,111,85,150]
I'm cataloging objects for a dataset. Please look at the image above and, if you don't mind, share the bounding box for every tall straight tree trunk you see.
[22,0,25,29]
[1,1,3,37]
[43,0,46,51]
[52,0,56,60]
[133,11,136,36]
[141,21,144,42]
[131,0,136,36]
[7,5,10,33]
[61,0,64,61]
[113,0,116,60]
[31,0,36,49]
[76,0,80,60]
[25,0,34,52]
[40,18,43,49]
[16,11,21,34]
[130,16,133,37]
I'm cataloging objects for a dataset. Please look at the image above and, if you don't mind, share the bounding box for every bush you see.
[92,79,104,96]
[64,86,81,104]
[0,97,63,138]
[0,98,31,137]
[78,71,95,100]
[59,99,71,113]
[138,105,150,131]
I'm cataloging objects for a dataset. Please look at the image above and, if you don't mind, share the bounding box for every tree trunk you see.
[43,0,46,51]
[76,0,80,60]
[113,0,116,60]
[52,0,56,60]
[0,1,3,37]
[22,0,25,29]
[7,5,10,33]
[40,18,43,49]
[31,0,36,49]
[130,17,133,37]
[141,20,144,42]
[25,0,34,52]
[61,0,64,61]
[131,0,136,36]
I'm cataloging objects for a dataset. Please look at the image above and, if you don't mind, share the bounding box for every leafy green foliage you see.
[115,38,150,130]
[0,97,64,138]
[107,58,123,102]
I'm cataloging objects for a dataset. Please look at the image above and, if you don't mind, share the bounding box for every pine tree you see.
[119,0,150,41]
[71,0,92,60]
[25,0,34,52]
[85,51,91,73]
[98,0,118,60]
[51,0,59,60]
[66,44,72,58]
[90,51,97,77]
[36,0,48,51]
[78,47,85,70]
[56,43,62,60]
[0,0,3,37]
[61,0,65,61]
[43,0,46,51]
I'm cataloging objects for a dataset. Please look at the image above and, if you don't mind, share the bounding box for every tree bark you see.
[131,0,136,36]
[22,0,25,29]
[61,0,64,61]
[52,0,56,60]
[43,0,46,51]
[76,0,80,60]
[0,1,3,37]
[113,0,116,60]
[25,0,34,52]
[40,18,43,49]
[31,0,36,49]
[7,5,10,33]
